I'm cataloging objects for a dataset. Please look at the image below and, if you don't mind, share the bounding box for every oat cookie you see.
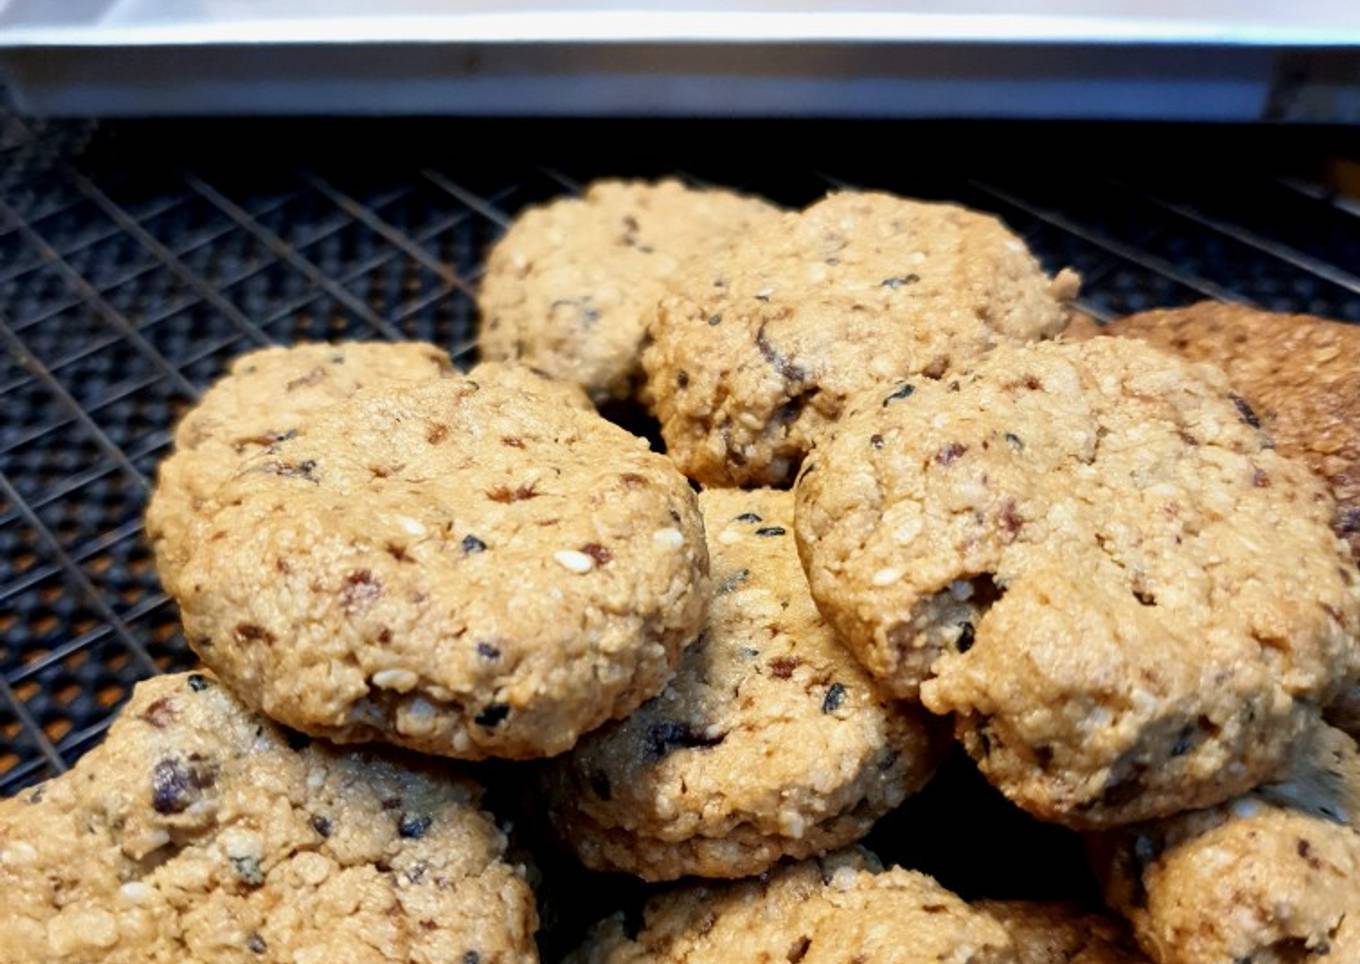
[544,489,940,880]
[1094,723,1360,964]
[643,191,1079,486]
[156,371,709,759]
[478,179,779,402]
[1091,301,1360,560]
[566,848,1016,963]
[148,341,453,582]
[976,902,1146,964]
[0,673,536,964]
[795,337,1360,826]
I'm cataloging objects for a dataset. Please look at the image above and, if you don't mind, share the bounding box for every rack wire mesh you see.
[1,107,1358,801]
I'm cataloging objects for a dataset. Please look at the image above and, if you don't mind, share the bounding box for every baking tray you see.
[1,1,1359,119]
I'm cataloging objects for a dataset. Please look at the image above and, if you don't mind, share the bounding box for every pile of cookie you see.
[3,180,1357,964]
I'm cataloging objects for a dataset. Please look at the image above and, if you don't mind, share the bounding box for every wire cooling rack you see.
[1,108,1358,799]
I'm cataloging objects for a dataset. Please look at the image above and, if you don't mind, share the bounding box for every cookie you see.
[1061,313,1105,341]
[543,489,940,881]
[148,341,453,582]
[0,673,536,964]
[478,179,780,402]
[153,368,709,759]
[566,848,1016,963]
[1089,301,1360,560]
[976,902,1147,964]
[466,359,593,412]
[795,337,1360,826]
[1094,723,1360,964]
[643,191,1079,486]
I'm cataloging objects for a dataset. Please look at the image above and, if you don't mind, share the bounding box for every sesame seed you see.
[718,530,740,545]
[397,516,427,536]
[872,567,902,587]
[554,549,595,573]
[653,527,685,548]
[372,669,419,690]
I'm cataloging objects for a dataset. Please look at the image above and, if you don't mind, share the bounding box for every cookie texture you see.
[566,849,1016,963]
[1094,723,1360,964]
[795,337,1360,826]
[643,191,1079,486]
[976,902,1146,964]
[478,179,779,401]
[544,489,940,880]
[155,370,709,759]
[1093,301,1360,560]
[0,673,536,964]
[148,341,453,582]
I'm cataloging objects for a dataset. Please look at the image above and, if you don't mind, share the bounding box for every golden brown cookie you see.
[795,337,1360,826]
[976,902,1147,964]
[543,489,940,881]
[148,341,453,582]
[1096,301,1360,560]
[0,673,537,964]
[478,179,779,402]
[566,849,1016,963]
[152,367,709,760]
[1094,723,1360,964]
[643,191,1079,486]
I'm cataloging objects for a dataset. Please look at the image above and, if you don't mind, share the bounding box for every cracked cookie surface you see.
[1093,723,1360,964]
[643,191,1078,486]
[157,367,708,759]
[795,337,1360,826]
[566,848,1016,963]
[478,179,779,402]
[544,489,939,880]
[0,673,537,964]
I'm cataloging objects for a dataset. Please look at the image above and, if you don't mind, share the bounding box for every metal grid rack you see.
[1,109,1359,803]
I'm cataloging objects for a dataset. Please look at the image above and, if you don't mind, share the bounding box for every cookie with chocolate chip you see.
[643,191,1079,486]
[148,341,454,583]
[795,337,1360,826]
[1094,723,1360,964]
[566,848,1016,963]
[976,902,1147,963]
[153,363,708,759]
[543,489,939,881]
[0,673,537,964]
[478,179,779,402]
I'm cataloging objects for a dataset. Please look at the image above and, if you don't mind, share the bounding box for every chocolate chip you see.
[956,623,975,653]
[589,769,613,800]
[187,674,211,692]
[461,534,487,553]
[755,526,786,537]
[399,814,432,839]
[879,274,920,289]
[768,655,800,679]
[234,623,275,646]
[486,483,539,503]
[821,683,847,713]
[676,370,689,388]
[734,512,762,523]
[426,423,449,444]
[247,934,267,954]
[580,543,612,565]
[341,570,382,613]
[644,721,725,760]
[476,642,501,660]
[882,383,915,406]
[787,936,812,962]
[870,434,884,449]
[151,759,195,814]
[935,443,968,466]
[141,697,177,728]
[1230,393,1261,428]
[475,703,510,727]
[311,815,332,838]
[1004,432,1024,450]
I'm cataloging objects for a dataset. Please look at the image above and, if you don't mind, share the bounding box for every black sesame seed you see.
[1004,433,1024,450]
[1230,393,1261,429]
[821,683,847,713]
[187,674,211,692]
[399,813,432,839]
[644,721,725,760]
[247,934,267,954]
[461,534,487,553]
[956,623,975,654]
[716,569,751,595]
[755,526,786,537]
[708,314,722,326]
[476,642,501,660]
[870,434,884,449]
[311,815,332,838]
[882,383,915,406]
[880,274,920,289]
[1170,725,1194,758]
[734,512,762,523]
[475,703,510,727]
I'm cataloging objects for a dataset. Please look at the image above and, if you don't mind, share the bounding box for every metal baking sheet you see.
[0,2,1358,119]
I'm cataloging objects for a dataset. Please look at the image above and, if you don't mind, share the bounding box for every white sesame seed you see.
[718,529,740,545]
[872,567,903,587]
[755,286,775,300]
[653,527,685,548]
[554,549,595,573]
[397,515,427,537]
[372,668,419,691]
[120,881,154,903]
[893,519,922,544]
